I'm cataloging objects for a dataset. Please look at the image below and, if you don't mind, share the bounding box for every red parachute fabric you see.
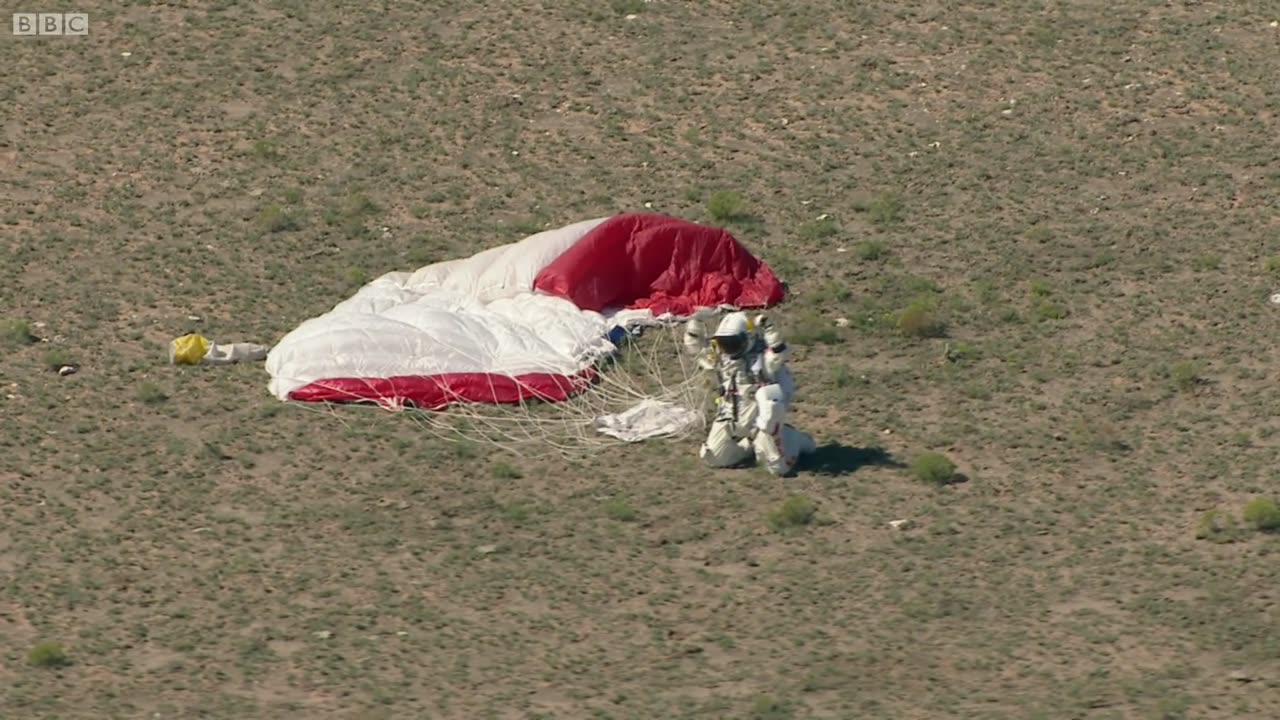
[286,369,598,410]
[532,213,786,315]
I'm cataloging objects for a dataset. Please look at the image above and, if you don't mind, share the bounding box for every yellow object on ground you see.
[169,333,210,364]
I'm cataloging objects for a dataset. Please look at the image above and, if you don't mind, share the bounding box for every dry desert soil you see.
[3,2,1280,718]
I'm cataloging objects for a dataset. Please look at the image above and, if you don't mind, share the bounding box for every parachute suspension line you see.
[397,320,710,458]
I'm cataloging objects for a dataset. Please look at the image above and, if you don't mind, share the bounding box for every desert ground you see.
[3,2,1279,718]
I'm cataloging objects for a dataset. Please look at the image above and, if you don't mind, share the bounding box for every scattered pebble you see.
[834,317,850,327]
[888,519,911,530]
[313,630,332,640]
[624,13,639,20]
[121,51,132,57]
[476,544,499,555]
[1270,293,1280,305]
[882,428,893,435]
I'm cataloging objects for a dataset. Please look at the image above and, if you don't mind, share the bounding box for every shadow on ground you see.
[799,442,904,477]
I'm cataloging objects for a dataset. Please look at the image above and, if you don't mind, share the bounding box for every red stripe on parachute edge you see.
[532,213,786,315]
[288,369,598,409]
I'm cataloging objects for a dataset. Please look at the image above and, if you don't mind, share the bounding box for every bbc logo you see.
[12,13,89,36]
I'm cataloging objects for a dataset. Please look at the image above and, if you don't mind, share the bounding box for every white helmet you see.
[711,311,753,358]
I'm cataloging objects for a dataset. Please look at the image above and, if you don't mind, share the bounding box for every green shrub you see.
[605,497,638,522]
[788,311,842,345]
[854,192,904,225]
[1243,498,1280,531]
[897,298,946,338]
[1,319,37,346]
[854,240,888,261]
[911,452,957,485]
[28,641,69,668]
[767,495,817,531]
[256,205,299,233]
[137,382,168,405]
[1196,510,1245,543]
[1169,361,1204,392]
[44,348,75,370]
[1034,301,1068,320]
[707,191,745,223]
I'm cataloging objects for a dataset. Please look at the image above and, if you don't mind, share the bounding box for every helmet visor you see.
[712,333,748,358]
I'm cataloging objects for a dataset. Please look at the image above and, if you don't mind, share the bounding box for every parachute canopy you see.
[265,213,786,410]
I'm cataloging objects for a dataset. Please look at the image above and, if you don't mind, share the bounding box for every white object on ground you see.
[593,398,702,442]
[203,341,269,365]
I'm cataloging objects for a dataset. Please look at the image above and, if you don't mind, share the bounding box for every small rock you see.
[1229,669,1255,683]
[476,544,499,555]
[58,365,77,376]
[882,428,892,435]
[313,630,332,640]
[888,519,911,530]
[834,317,850,327]
[396,631,408,637]
[625,13,639,20]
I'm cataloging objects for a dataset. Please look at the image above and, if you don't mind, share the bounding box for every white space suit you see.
[684,311,817,476]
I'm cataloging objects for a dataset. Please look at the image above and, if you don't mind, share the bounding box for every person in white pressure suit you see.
[683,310,817,476]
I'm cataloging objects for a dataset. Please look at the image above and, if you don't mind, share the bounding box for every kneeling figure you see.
[684,310,817,476]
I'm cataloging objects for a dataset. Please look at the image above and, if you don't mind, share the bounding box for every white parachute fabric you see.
[265,217,615,402]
